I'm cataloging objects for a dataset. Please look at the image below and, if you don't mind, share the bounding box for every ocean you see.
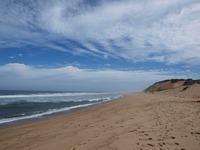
[0,90,122,124]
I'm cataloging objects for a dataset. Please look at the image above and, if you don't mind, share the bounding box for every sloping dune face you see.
[145,79,200,98]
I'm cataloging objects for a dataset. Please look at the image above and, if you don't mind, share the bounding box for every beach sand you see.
[0,92,200,150]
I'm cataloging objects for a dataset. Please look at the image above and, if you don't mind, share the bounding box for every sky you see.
[0,0,200,92]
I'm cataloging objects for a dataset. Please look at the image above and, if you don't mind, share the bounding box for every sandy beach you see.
[0,92,200,150]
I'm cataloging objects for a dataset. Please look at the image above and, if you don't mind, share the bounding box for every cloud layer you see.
[1,0,200,66]
[0,63,194,91]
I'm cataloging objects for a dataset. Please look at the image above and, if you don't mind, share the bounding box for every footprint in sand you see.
[129,130,136,132]
[139,131,145,133]
[80,142,87,145]
[158,142,163,146]
[147,143,154,147]
[174,142,179,145]
[170,136,176,139]
[191,132,200,135]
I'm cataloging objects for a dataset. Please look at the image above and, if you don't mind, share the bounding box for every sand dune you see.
[145,79,200,98]
[0,91,200,150]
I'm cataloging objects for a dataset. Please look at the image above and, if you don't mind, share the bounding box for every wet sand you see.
[0,92,200,150]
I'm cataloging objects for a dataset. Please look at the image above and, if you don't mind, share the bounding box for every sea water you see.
[0,90,122,124]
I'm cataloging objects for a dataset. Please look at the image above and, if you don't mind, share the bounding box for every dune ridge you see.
[145,79,200,98]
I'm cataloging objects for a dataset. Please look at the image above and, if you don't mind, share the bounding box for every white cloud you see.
[0,63,193,92]
[0,0,200,66]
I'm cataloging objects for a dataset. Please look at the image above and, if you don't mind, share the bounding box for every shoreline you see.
[0,95,123,129]
[0,92,200,150]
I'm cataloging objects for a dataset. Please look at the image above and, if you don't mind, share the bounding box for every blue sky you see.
[0,0,199,92]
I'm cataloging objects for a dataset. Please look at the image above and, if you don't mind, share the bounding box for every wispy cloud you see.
[0,0,200,66]
[0,63,194,91]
